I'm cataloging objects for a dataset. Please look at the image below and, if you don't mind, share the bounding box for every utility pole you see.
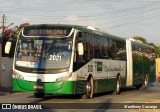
[1,14,6,43]
[0,14,6,86]
[1,14,6,51]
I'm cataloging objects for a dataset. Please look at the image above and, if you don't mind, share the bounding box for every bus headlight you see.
[13,70,24,80]
[56,73,72,82]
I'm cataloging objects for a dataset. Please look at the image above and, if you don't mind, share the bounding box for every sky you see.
[0,0,160,44]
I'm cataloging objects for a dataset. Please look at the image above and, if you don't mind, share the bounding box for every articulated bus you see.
[5,24,156,98]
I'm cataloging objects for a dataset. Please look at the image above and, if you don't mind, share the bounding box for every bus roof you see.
[131,40,154,49]
[23,24,126,41]
[24,24,154,49]
[73,25,126,41]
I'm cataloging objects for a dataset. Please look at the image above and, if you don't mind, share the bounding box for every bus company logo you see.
[104,66,124,72]
[97,62,103,72]
[2,104,11,109]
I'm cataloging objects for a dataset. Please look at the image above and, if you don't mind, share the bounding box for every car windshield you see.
[16,37,72,69]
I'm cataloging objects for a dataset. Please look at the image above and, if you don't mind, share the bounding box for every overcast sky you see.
[0,0,160,44]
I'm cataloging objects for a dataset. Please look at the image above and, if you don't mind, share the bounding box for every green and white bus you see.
[5,24,156,98]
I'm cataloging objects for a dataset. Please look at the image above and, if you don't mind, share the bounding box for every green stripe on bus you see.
[13,78,76,94]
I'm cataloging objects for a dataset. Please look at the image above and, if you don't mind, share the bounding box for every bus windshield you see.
[16,36,72,70]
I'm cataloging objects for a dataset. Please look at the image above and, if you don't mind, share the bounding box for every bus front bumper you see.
[13,78,77,94]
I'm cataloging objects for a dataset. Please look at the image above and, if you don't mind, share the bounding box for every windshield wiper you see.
[44,41,56,57]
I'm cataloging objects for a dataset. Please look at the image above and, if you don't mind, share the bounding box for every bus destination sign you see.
[24,29,68,36]
[23,26,72,36]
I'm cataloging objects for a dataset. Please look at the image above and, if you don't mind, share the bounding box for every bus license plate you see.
[34,85,43,89]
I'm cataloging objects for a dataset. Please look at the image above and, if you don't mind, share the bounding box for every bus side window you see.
[122,42,126,60]
[108,39,112,59]
[139,46,142,52]
[115,40,121,60]
[116,41,126,60]
[85,33,94,61]
[101,37,109,59]
[108,39,116,59]
[94,35,101,59]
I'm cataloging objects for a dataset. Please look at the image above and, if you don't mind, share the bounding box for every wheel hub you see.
[86,84,91,93]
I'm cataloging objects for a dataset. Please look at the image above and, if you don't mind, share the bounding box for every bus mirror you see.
[68,43,71,50]
[77,43,84,55]
[5,41,12,54]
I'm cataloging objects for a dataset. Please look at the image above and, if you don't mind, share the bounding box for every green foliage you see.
[148,43,160,57]
[2,23,29,57]
[133,36,160,58]
[133,36,147,44]
[132,52,152,62]
[154,47,160,57]
[148,42,157,48]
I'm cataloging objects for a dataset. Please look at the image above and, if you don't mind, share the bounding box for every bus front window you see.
[16,38,72,70]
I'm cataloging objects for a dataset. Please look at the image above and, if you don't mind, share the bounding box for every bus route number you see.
[49,54,62,61]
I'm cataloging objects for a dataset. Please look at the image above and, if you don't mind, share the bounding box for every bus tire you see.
[34,93,44,98]
[113,76,121,95]
[135,84,142,89]
[85,77,94,99]
[141,75,148,90]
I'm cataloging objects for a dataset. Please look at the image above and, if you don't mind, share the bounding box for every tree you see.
[155,47,160,57]
[132,36,160,58]
[148,42,157,48]
[12,23,29,39]
[148,42,160,57]
[2,23,29,57]
[133,36,147,44]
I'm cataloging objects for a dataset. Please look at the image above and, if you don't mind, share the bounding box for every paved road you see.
[0,82,160,112]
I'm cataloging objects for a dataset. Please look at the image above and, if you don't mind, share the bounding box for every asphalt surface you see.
[0,82,160,112]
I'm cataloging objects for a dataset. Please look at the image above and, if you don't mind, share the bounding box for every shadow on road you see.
[93,99,112,112]
[27,86,138,100]
[24,82,159,111]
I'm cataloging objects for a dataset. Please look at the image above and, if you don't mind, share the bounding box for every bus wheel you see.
[34,93,44,98]
[113,76,121,95]
[141,75,148,90]
[135,84,142,89]
[85,77,94,99]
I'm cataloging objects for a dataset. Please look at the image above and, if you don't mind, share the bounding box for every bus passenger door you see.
[126,39,133,86]
[73,32,86,71]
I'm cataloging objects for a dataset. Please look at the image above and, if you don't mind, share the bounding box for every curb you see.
[0,91,11,96]
[0,87,26,96]
[0,91,27,96]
